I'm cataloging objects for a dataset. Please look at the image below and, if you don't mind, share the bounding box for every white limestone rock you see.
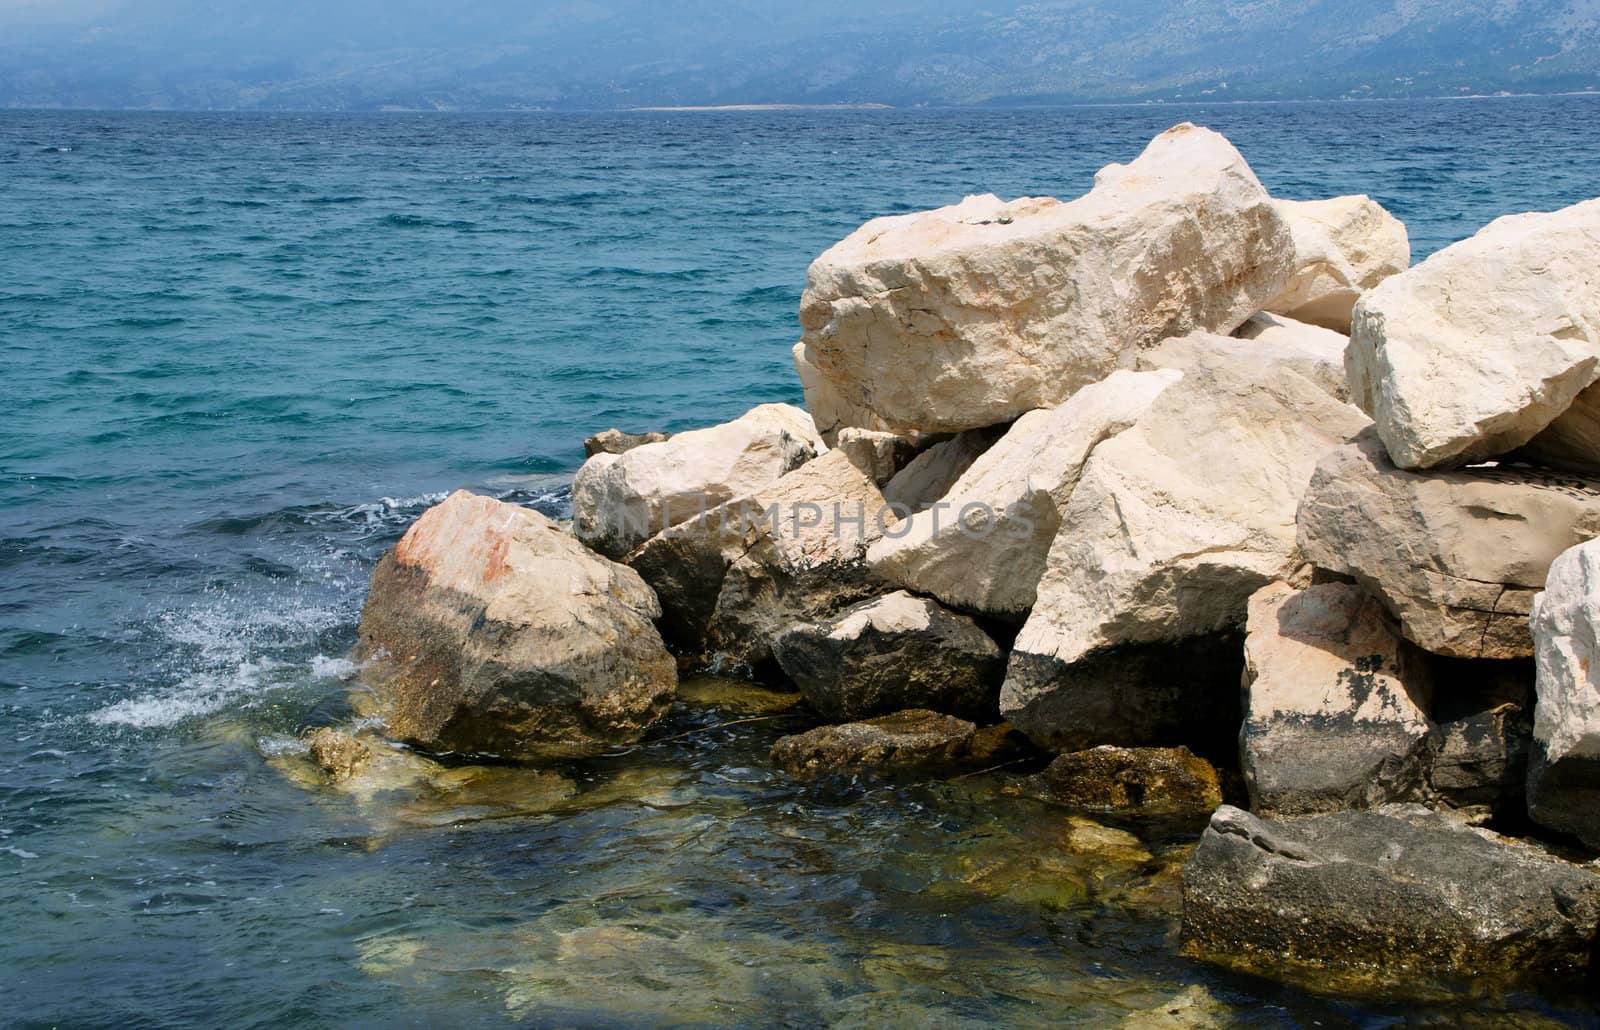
[572,402,822,558]
[794,123,1295,438]
[1263,195,1410,333]
[1528,539,1600,849]
[1345,198,1600,470]
[1000,345,1369,749]
[1229,311,1352,402]
[867,369,1180,618]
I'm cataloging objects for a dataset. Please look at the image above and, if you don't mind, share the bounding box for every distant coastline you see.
[629,103,893,112]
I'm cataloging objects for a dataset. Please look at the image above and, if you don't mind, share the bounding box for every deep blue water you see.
[4,100,1600,1027]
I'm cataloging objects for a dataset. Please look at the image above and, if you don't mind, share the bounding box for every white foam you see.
[88,658,282,729]
[309,654,362,680]
[2,846,39,860]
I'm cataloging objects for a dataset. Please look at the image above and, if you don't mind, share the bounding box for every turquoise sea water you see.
[4,99,1600,1026]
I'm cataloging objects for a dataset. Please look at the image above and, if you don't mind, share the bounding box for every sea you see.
[3,98,1600,1027]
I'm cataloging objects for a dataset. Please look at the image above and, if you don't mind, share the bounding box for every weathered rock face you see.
[583,428,670,458]
[1346,198,1600,471]
[770,710,977,777]
[1182,804,1600,986]
[1240,581,1434,816]
[628,448,894,671]
[1528,539,1600,848]
[356,491,677,758]
[1262,195,1410,334]
[1297,430,1600,659]
[794,123,1294,438]
[572,402,821,559]
[867,370,1180,619]
[1033,745,1222,820]
[1002,344,1369,749]
[771,591,1004,721]
[834,427,919,485]
[1228,311,1352,402]
[880,426,1003,515]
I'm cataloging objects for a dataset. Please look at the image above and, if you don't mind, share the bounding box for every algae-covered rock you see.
[1181,804,1600,988]
[770,710,977,777]
[1033,745,1222,820]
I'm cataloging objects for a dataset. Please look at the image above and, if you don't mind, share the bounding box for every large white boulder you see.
[794,123,1295,438]
[572,402,822,558]
[1345,198,1600,470]
[1262,195,1410,333]
[356,491,677,758]
[1528,539,1600,849]
[1297,430,1600,659]
[1240,581,1433,816]
[867,369,1180,618]
[1000,343,1369,749]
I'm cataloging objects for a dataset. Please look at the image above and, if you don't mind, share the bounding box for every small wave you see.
[309,654,362,680]
[2,846,39,860]
[88,658,284,729]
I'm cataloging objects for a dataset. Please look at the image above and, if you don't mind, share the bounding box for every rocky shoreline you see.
[309,122,1600,999]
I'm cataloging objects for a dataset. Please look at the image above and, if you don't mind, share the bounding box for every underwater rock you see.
[1033,745,1222,821]
[794,123,1293,438]
[356,490,676,758]
[1181,804,1600,987]
[772,590,1004,721]
[306,726,374,782]
[770,709,978,776]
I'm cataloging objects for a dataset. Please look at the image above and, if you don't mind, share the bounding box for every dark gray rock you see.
[772,590,1004,722]
[1182,804,1600,988]
[1426,657,1533,816]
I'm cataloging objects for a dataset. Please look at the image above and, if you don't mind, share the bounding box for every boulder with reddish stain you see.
[356,490,676,758]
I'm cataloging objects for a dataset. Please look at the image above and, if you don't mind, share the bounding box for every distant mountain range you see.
[2,0,1598,110]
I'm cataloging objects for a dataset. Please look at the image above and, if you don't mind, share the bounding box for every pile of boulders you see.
[344,122,1600,992]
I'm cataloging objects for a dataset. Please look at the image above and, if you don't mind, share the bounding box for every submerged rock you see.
[867,369,1179,619]
[1181,804,1600,987]
[1240,581,1433,816]
[306,726,374,783]
[772,591,1004,721]
[1032,745,1222,820]
[1262,194,1410,334]
[582,427,670,457]
[1346,197,1600,471]
[1297,430,1600,659]
[794,123,1294,438]
[356,490,676,758]
[770,709,977,777]
[572,402,821,558]
[1529,539,1600,849]
[1002,340,1367,749]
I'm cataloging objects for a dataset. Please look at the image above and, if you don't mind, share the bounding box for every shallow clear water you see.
[4,100,1600,1026]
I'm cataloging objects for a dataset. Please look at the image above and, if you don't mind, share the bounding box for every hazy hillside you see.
[2,0,1598,109]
